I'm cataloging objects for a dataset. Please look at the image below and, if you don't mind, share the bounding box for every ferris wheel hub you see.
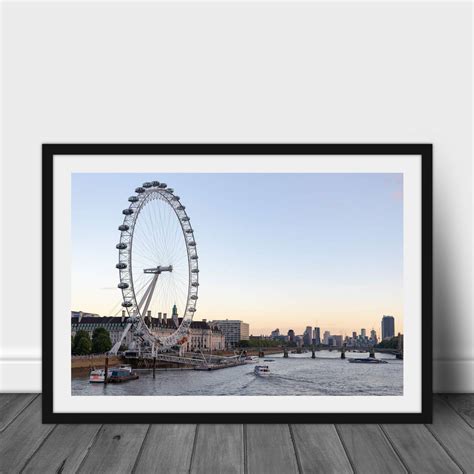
[143,265,173,274]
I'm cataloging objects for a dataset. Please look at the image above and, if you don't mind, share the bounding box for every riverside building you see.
[210,319,250,348]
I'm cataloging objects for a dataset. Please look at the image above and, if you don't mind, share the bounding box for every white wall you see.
[1,2,472,392]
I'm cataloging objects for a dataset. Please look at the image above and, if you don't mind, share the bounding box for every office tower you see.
[381,315,395,340]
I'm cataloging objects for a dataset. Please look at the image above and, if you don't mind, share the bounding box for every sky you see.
[71,172,404,337]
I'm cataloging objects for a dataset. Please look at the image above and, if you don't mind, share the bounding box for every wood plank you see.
[381,423,462,473]
[425,396,474,472]
[77,424,149,474]
[442,393,474,428]
[336,424,406,474]
[0,393,37,432]
[22,423,101,474]
[291,424,353,473]
[0,395,55,472]
[190,424,244,474]
[246,424,299,474]
[134,424,196,474]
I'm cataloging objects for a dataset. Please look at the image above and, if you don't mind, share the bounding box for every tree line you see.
[71,328,112,355]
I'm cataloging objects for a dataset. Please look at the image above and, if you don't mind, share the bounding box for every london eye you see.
[110,180,199,356]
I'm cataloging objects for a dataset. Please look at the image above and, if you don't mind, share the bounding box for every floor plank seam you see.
[188,424,200,474]
[76,424,105,474]
[424,423,466,474]
[243,424,248,474]
[131,424,152,473]
[442,396,474,429]
[378,425,410,474]
[0,394,39,434]
[18,420,57,473]
[334,425,357,474]
[288,424,303,474]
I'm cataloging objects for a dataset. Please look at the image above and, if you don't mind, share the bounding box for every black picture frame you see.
[42,144,432,424]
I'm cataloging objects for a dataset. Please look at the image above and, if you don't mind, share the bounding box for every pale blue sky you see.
[72,173,403,336]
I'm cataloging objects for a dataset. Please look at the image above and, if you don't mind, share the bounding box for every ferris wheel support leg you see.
[109,322,133,355]
[141,273,159,319]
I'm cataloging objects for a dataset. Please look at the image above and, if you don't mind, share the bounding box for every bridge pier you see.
[283,348,289,358]
[311,346,316,359]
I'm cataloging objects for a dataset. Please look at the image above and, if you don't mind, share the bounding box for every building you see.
[323,330,331,345]
[71,311,133,347]
[287,329,295,342]
[370,329,378,345]
[151,317,225,352]
[313,327,321,345]
[72,310,225,352]
[271,328,280,339]
[381,315,395,340]
[303,326,313,346]
[360,328,366,338]
[210,319,250,348]
[327,335,343,347]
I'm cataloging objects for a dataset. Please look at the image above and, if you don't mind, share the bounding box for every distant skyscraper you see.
[288,329,295,342]
[172,304,179,328]
[370,329,378,345]
[271,328,280,339]
[323,330,330,345]
[313,327,321,345]
[381,315,395,340]
[303,326,313,346]
[360,328,366,338]
[352,331,357,339]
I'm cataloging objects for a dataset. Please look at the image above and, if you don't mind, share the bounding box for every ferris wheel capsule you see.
[118,224,129,231]
[122,208,134,215]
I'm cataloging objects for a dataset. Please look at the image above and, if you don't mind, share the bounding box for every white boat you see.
[89,369,106,383]
[244,356,258,364]
[254,365,270,377]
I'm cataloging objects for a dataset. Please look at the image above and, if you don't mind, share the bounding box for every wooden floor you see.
[0,394,472,473]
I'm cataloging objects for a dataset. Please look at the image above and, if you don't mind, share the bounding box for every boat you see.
[263,359,275,362]
[349,358,388,364]
[89,369,106,383]
[244,356,258,364]
[108,365,139,383]
[254,365,270,376]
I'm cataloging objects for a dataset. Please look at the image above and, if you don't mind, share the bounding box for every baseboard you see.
[0,359,472,393]
[0,360,42,392]
[433,359,474,393]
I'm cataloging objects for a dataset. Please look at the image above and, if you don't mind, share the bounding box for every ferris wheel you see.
[110,180,199,355]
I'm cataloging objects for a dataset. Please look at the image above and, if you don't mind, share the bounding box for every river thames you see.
[72,351,403,396]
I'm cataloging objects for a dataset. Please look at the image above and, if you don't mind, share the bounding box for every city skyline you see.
[72,172,404,335]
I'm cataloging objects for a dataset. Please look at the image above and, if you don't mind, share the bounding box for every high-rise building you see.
[381,315,395,340]
[327,335,342,347]
[352,331,357,339]
[313,327,321,345]
[360,328,366,338]
[271,328,280,339]
[211,319,250,348]
[370,329,378,345]
[303,326,313,346]
[323,330,331,345]
[287,329,295,342]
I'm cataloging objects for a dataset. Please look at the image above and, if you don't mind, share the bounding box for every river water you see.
[72,351,403,396]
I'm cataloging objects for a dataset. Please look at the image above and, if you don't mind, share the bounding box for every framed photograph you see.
[43,144,432,423]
